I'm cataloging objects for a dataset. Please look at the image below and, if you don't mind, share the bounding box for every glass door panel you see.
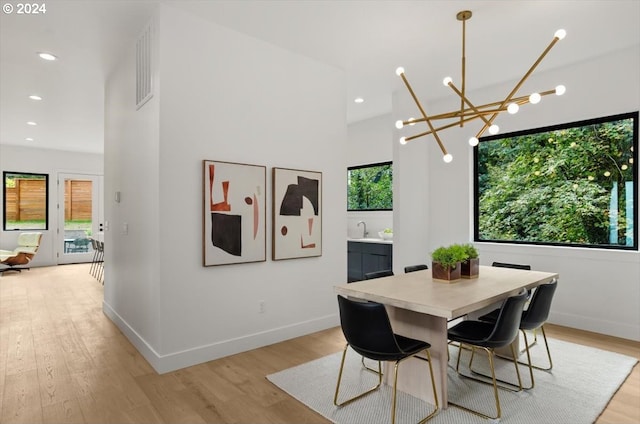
[58,173,102,264]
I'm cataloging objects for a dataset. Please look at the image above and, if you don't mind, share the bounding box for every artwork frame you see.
[272,167,322,260]
[203,160,266,266]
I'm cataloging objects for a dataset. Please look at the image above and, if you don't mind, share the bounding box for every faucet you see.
[357,221,368,238]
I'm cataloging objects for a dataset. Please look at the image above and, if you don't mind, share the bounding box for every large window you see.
[475,112,638,250]
[347,161,392,211]
[3,171,49,231]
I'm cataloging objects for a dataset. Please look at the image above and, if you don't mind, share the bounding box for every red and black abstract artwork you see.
[203,160,266,266]
[273,168,322,260]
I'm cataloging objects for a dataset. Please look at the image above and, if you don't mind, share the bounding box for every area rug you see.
[267,338,637,423]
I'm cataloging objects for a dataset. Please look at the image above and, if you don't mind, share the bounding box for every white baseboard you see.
[549,311,640,342]
[103,300,339,374]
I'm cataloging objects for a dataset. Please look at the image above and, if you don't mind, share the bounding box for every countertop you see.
[347,237,393,244]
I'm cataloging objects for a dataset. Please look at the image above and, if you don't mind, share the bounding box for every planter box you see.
[432,261,461,283]
[461,258,480,279]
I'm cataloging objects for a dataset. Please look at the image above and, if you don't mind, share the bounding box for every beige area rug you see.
[267,337,637,424]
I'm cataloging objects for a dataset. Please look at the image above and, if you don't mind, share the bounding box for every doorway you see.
[57,173,104,264]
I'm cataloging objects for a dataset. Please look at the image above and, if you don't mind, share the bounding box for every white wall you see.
[103,10,162,356]
[347,114,394,238]
[347,114,393,166]
[0,144,103,266]
[393,46,640,341]
[104,5,347,373]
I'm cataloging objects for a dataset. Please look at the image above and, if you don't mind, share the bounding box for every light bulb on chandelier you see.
[529,93,542,104]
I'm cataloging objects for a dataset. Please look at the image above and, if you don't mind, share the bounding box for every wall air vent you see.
[136,23,153,109]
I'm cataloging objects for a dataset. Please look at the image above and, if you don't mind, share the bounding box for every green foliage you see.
[478,117,635,247]
[347,163,392,210]
[458,243,479,260]
[431,244,468,270]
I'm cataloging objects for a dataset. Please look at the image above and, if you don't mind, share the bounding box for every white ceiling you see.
[1,0,639,154]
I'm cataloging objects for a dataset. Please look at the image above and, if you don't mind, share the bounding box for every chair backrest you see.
[16,232,43,254]
[74,238,90,246]
[520,280,558,330]
[364,269,394,280]
[484,290,528,348]
[491,261,531,270]
[404,264,429,273]
[337,295,401,358]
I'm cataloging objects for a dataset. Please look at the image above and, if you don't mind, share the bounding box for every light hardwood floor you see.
[1,264,638,423]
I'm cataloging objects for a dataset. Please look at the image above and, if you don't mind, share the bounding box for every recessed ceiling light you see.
[27,121,37,126]
[29,95,42,100]
[25,137,34,141]
[38,52,57,61]
[354,97,364,103]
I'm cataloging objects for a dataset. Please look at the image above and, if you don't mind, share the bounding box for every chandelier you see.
[395,10,566,162]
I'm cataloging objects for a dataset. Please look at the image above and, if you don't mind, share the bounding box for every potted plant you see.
[431,244,467,282]
[459,243,480,278]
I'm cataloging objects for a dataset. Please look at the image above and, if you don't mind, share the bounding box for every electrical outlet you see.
[259,300,266,314]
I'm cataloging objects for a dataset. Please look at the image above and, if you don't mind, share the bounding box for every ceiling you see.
[1,0,638,154]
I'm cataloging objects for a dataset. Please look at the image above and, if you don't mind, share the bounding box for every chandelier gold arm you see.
[474,34,564,138]
[446,80,492,127]
[459,10,470,128]
[398,71,449,156]
[399,88,559,132]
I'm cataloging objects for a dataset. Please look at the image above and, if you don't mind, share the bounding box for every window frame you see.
[3,171,49,231]
[473,111,638,251]
[347,161,393,212]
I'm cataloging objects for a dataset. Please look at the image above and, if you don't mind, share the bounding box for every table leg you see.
[384,306,449,408]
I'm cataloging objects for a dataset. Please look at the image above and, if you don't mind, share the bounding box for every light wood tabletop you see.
[335,265,558,319]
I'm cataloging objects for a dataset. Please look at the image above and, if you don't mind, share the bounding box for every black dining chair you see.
[90,238,100,277]
[364,269,394,280]
[479,279,558,389]
[404,264,429,273]
[447,290,528,420]
[359,268,395,373]
[334,295,439,424]
[492,261,534,302]
[491,261,531,270]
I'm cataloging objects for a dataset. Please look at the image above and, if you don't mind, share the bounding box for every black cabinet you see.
[347,241,393,282]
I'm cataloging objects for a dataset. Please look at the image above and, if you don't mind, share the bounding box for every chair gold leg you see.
[334,344,382,407]
[393,351,439,424]
[391,362,400,424]
[418,349,439,424]
[336,344,439,423]
[520,330,536,389]
[361,356,383,376]
[534,326,553,370]
[466,341,524,392]
[495,326,553,372]
[449,346,503,420]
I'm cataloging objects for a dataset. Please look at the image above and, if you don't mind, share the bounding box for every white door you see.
[57,173,103,264]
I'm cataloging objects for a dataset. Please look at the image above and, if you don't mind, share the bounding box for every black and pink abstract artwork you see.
[272,168,322,260]
[203,160,266,266]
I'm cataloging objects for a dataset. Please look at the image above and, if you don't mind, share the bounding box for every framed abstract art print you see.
[203,160,266,266]
[272,167,322,260]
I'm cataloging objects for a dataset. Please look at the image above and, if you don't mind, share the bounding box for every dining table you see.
[333,265,558,408]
